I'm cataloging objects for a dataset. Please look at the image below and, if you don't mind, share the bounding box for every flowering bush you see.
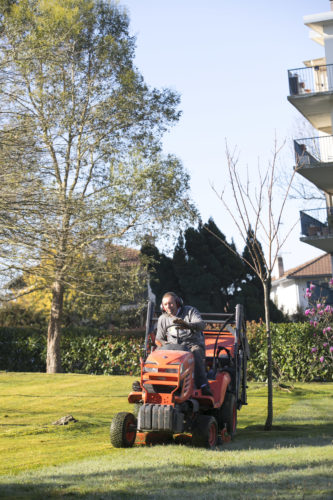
[246,321,329,382]
[304,279,333,377]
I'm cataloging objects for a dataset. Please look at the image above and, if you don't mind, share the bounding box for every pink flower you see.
[329,278,333,286]
[311,347,317,353]
[330,346,333,353]
[326,326,331,332]
[310,283,316,290]
[323,342,328,347]
[319,310,324,316]
[314,321,318,327]
[305,309,311,316]
[316,303,322,309]
[319,356,324,363]
[325,305,332,313]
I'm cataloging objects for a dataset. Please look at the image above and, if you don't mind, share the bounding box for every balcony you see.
[294,136,333,193]
[287,64,333,133]
[300,208,333,253]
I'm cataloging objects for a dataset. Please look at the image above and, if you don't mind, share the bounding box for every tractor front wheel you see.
[192,415,218,449]
[110,412,137,448]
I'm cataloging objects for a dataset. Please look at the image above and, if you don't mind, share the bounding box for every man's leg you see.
[189,345,209,388]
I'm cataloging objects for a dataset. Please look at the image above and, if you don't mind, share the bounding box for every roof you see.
[105,245,140,266]
[278,253,332,281]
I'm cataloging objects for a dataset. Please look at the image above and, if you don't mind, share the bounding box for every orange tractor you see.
[110,302,249,449]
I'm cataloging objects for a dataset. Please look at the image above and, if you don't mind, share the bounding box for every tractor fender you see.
[188,398,200,413]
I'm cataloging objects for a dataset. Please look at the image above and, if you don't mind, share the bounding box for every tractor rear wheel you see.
[110,412,137,448]
[192,415,218,449]
[221,392,237,437]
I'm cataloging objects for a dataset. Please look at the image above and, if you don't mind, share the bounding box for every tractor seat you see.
[207,354,233,380]
[207,368,216,380]
[218,354,231,369]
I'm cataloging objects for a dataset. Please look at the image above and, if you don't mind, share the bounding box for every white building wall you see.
[296,279,310,311]
[323,23,333,66]
[271,278,309,316]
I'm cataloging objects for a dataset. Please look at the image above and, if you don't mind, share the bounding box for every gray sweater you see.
[156,305,206,348]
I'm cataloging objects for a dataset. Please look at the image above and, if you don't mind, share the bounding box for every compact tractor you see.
[110,302,249,449]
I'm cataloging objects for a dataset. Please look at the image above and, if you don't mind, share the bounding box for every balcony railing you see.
[300,208,333,237]
[288,64,333,96]
[294,135,333,166]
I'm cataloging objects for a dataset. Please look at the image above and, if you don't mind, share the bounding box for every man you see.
[156,291,213,396]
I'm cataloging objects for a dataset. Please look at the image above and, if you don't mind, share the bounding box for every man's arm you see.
[156,316,167,345]
[173,306,205,332]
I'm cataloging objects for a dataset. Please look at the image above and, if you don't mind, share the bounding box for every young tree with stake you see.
[206,141,298,430]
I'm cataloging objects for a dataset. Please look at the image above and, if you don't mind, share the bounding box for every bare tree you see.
[206,140,298,430]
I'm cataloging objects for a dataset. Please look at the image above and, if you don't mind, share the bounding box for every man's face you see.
[162,295,178,315]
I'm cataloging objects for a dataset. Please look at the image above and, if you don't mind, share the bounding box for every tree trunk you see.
[46,279,64,373]
[263,279,273,430]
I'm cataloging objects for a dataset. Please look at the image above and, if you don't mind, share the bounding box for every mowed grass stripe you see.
[0,373,332,498]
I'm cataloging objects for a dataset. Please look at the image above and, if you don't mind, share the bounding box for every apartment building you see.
[287,1,333,276]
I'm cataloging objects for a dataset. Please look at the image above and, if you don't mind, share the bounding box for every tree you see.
[0,0,194,372]
[207,141,298,430]
[140,238,179,307]
[9,245,145,329]
[175,219,243,311]
[235,227,285,322]
[141,220,244,312]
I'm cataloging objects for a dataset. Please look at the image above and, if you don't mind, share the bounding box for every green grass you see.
[0,373,332,499]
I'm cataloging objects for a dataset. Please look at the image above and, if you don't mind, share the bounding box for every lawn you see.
[0,372,332,499]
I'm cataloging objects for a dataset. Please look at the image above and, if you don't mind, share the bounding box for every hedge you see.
[247,322,332,382]
[0,323,331,381]
[0,327,144,375]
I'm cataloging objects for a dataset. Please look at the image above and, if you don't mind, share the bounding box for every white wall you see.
[271,278,309,315]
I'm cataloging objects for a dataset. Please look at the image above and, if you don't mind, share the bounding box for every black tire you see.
[110,412,137,448]
[192,415,218,449]
[221,392,237,437]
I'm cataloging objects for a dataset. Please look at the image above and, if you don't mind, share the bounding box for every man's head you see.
[161,292,182,315]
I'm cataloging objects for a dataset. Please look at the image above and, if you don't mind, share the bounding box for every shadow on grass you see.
[223,422,333,451]
[1,457,332,499]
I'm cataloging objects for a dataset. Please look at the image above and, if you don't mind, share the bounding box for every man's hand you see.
[173,318,191,329]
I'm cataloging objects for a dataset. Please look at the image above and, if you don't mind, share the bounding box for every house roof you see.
[279,253,332,280]
[105,245,140,266]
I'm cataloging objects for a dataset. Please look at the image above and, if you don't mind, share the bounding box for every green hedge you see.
[0,323,331,381]
[247,322,333,382]
[0,327,143,375]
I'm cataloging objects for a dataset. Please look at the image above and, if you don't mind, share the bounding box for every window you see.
[307,280,333,305]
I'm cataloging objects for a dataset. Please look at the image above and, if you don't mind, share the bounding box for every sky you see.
[122,0,330,274]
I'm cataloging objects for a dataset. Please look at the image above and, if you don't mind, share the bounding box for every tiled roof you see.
[283,253,332,279]
[105,244,140,264]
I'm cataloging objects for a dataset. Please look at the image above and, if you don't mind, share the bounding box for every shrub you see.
[0,327,144,375]
[61,335,143,375]
[1,323,332,381]
[304,280,333,373]
[0,327,46,372]
[247,322,333,382]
